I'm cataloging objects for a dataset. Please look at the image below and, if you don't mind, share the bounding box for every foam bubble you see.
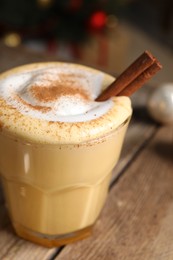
[0,65,113,122]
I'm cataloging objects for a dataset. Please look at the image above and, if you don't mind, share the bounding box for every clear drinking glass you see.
[0,117,130,247]
[0,63,131,247]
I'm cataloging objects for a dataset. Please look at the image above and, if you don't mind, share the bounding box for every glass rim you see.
[0,116,131,147]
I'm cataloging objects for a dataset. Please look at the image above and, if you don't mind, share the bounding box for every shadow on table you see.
[0,180,4,204]
[133,106,159,126]
[153,141,173,164]
[0,180,11,229]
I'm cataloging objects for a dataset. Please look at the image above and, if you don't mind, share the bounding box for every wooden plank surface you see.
[0,119,157,260]
[55,126,173,260]
[0,42,158,259]
[0,42,159,259]
[0,42,57,73]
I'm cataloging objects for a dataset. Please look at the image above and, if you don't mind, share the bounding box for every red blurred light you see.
[89,11,107,29]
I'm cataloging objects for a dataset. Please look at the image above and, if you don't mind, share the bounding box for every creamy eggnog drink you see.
[0,62,132,247]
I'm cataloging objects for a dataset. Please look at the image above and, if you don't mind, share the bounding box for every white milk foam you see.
[0,66,113,122]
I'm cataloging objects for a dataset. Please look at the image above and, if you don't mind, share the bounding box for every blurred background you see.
[0,0,173,84]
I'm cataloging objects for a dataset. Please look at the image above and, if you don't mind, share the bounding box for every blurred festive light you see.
[3,33,21,47]
[37,0,53,8]
[89,11,107,30]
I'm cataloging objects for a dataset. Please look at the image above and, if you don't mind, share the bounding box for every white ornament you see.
[147,83,173,124]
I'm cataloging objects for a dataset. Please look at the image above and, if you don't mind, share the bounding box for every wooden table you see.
[0,43,173,260]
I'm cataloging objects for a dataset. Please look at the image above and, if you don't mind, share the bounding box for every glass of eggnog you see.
[0,62,132,247]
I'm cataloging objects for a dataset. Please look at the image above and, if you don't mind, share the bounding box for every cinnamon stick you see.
[96,51,162,101]
[117,60,162,96]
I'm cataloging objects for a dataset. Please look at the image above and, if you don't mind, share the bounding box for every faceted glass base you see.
[13,222,93,247]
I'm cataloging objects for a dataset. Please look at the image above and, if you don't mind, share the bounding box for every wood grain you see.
[0,121,157,259]
[0,42,161,259]
[55,126,173,260]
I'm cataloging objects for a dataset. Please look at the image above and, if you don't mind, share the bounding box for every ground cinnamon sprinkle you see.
[30,104,51,112]
[30,84,91,102]
[14,94,51,113]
